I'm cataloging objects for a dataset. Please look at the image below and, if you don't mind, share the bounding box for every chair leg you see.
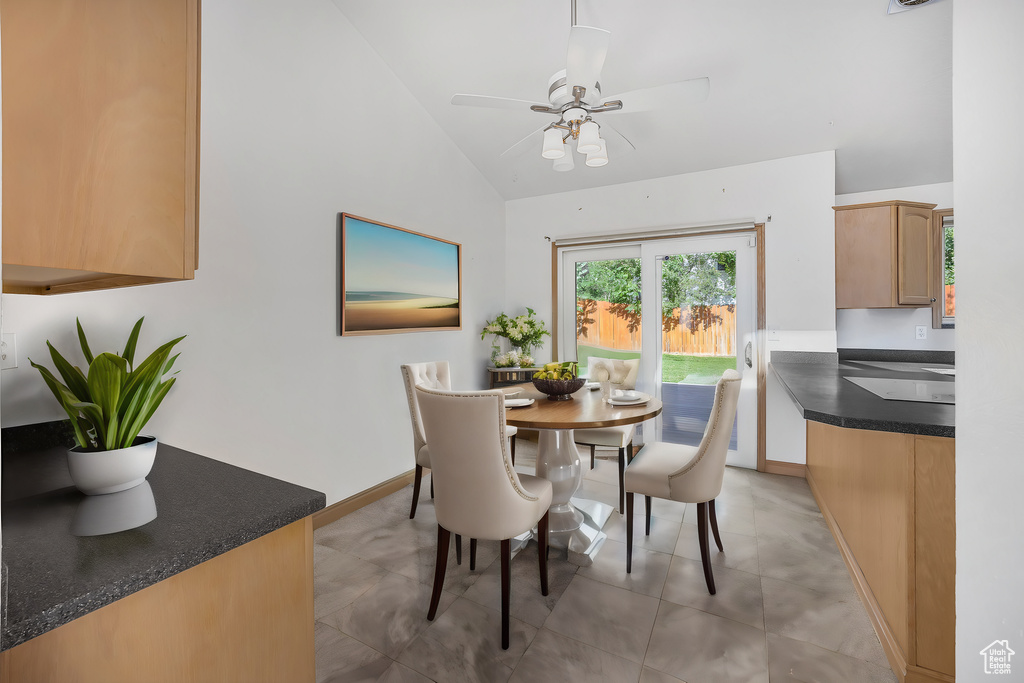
[709,499,724,552]
[428,526,450,620]
[410,465,423,519]
[510,435,517,466]
[590,444,596,470]
[455,534,462,565]
[617,447,627,513]
[626,439,635,464]
[470,538,478,571]
[645,495,652,536]
[538,512,550,596]
[626,492,634,574]
[697,502,717,595]
[500,538,511,650]
[430,475,434,499]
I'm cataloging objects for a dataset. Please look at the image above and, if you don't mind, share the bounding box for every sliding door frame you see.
[550,224,767,472]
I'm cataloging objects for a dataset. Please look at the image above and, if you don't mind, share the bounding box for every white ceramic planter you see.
[67,436,158,496]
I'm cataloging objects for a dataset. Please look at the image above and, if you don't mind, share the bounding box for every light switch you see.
[1,333,17,369]
[915,325,928,340]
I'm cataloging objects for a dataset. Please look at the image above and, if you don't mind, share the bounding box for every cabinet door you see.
[896,205,933,306]
[835,206,895,308]
[1,0,199,286]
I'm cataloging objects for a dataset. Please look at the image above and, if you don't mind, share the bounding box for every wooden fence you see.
[577,299,736,356]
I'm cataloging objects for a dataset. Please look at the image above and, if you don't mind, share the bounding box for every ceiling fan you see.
[450,0,710,171]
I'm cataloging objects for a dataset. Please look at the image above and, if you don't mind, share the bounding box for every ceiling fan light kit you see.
[542,128,567,159]
[577,120,602,154]
[449,0,710,173]
[553,145,575,172]
[585,139,608,167]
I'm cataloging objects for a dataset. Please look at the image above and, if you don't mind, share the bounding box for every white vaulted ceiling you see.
[331,0,952,200]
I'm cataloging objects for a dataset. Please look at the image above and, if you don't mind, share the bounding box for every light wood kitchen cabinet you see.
[834,201,936,309]
[806,422,955,683]
[1,0,200,295]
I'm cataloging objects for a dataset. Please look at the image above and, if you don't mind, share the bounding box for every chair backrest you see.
[415,386,544,540]
[588,357,641,389]
[668,369,742,501]
[400,362,453,453]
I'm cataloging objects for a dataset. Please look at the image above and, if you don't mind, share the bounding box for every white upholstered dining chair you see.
[401,361,519,519]
[574,356,641,513]
[415,386,552,650]
[623,369,741,595]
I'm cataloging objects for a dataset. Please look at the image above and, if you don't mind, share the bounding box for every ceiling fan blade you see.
[499,125,549,159]
[599,121,636,154]
[565,26,611,97]
[603,77,711,114]
[451,93,550,111]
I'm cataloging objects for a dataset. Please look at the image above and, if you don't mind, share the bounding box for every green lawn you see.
[576,344,735,385]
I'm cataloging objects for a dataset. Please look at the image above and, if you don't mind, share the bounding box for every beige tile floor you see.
[313,440,897,683]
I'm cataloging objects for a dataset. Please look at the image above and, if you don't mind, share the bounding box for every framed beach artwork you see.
[339,213,462,335]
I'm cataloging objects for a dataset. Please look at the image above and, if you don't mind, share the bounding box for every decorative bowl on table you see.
[531,377,586,401]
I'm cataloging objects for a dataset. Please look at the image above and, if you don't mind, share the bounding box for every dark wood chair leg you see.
[618,447,626,513]
[430,475,434,499]
[645,495,652,536]
[428,526,450,620]
[500,538,511,650]
[410,464,422,519]
[455,534,462,565]
[470,538,478,571]
[697,502,716,595]
[538,512,549,596]
[590,444,596,470]
[709,499,724,552]
[626,492,634,574]
[510,435,516,466]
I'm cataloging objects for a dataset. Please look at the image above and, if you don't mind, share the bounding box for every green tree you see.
[574,252,736,335]
[944,224,954,285]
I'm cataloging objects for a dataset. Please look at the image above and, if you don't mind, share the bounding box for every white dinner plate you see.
[607,392,650,406]
[585,382,601,391]
[504,398,535,408]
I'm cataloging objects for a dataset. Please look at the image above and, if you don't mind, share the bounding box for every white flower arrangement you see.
[481,308,549,366]
[493,349,534,368]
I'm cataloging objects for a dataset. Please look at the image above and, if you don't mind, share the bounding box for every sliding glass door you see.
[559,232,759,469]
[640,234,758,469]
[558,245,642,378]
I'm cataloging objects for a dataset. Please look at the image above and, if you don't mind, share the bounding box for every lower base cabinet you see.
[0,517,315,683]
[806,422,954,683]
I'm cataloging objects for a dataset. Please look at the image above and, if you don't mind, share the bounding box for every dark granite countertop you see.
[1,424,325,651]
[770,358,955,438]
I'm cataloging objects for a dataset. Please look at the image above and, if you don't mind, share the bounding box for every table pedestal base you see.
[532,429,614,567]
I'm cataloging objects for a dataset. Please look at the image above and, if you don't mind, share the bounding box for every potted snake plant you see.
[30,317,184,495]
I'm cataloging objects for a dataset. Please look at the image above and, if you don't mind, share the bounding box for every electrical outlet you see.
[1,333,17,369]
[915,325,928,340]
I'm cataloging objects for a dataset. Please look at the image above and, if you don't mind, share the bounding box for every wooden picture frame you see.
[339,213,462,336]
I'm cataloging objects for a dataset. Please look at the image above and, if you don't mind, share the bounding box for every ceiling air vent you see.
[887,0,941,14]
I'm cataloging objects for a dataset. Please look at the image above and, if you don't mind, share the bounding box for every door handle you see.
[744,341,753,368]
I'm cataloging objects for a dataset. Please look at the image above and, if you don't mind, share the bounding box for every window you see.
[932,209,954,328]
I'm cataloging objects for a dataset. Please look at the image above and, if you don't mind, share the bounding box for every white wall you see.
[505,151,839,465]
[834,182,955,352]
[0,0,506,506]
[953,2,1024,676]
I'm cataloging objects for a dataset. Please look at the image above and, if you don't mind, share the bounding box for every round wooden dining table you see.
[503,383,662,566]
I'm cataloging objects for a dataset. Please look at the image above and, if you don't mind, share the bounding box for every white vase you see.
[67,436,158,496]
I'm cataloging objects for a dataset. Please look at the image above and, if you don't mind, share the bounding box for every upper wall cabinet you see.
[1,0,200,295]
[834,201,936,309]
